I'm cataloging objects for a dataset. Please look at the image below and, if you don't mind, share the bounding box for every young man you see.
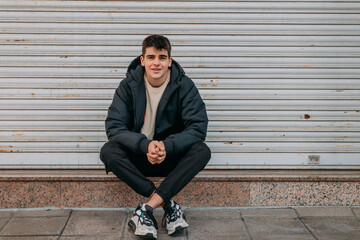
[100,35,211,239]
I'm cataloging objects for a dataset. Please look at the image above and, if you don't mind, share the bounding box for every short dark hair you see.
[142,34,171,57]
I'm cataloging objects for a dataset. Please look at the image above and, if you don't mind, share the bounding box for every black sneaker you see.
[128,204,158,239]
[162,200,189,235]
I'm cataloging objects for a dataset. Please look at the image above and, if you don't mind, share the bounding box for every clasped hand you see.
[147,141,166,165]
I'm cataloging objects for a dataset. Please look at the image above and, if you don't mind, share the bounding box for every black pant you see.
[100,140,211,203]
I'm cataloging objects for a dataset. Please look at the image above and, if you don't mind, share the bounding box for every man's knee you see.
[188,141,211,165]
[100,140,128,171]
[100,140,116,160]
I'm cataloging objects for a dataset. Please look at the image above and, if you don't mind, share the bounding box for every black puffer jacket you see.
[105,56,208,156]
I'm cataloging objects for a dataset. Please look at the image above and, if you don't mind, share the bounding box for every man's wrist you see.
[139,139,152,155]
[162,139,173,156]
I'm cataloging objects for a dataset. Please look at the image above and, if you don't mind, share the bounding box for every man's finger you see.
[148,152,159,159]
[155,157,165,164]
[149,141,156,150]
[154,141,165,151]
[147,154,158,165]
[148,141,161,155]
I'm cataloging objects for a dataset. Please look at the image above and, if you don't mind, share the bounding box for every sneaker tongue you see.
[144,204,154,214]
[164,200,177,214]
[163,200,172,208]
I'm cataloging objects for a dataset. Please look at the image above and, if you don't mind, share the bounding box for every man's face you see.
[140,47,172,87]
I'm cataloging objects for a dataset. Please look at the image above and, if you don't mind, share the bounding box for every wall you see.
[0,0,359,169]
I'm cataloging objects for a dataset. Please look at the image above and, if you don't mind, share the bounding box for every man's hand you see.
[147,141,166,165]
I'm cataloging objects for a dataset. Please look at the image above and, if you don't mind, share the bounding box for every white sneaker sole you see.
[128,219,157,239]
[167,221,189,235]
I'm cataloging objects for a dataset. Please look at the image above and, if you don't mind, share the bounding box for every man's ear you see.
[140,55,145,66]
[168,57,172,67]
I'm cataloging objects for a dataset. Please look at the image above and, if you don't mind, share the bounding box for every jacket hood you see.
[126,55,185,83]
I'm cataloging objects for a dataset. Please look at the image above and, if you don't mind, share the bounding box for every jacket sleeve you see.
[105,80,151,155]
[162,78,208,155]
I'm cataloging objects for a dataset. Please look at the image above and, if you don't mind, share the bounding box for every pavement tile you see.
[70,210,127,217]
[244,217,310,236]
[316,233,360,240]
[13,209,71,218]
[186,219,249,239]
[152,209,165,220]
[61,210,126,236]
[0,217,68,236]
[0,237,58,240]
[352,207,360,217]
[241,208,297,218]
[251,233,315,240]
[60,237,121,240]
[302,217,360,235]
[185,208,241,219]
[0,218,9,230]
[296,206,354,218]
[0,212,13,218]
[187,235,246,240]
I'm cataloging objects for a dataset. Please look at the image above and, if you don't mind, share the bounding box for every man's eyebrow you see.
[145,54,168,59]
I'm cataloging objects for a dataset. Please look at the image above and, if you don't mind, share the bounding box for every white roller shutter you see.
[0,0,359,169]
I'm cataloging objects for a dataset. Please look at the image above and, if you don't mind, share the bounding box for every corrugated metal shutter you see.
[1,0,359,169]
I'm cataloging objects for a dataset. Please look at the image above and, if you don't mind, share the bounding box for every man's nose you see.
[153,57,160,65]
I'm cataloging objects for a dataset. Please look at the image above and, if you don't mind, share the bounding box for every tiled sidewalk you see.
[0,206,359,239]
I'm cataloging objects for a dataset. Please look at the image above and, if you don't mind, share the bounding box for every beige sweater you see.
[141,71,170,139]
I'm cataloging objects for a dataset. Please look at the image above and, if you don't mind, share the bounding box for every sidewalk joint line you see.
[350,207,358,218]
[0,210,16,234]
[120,210,129,240]
[294,207,318,240]
[58,209,73,237]
[185,224,189,240]
[239,209,253,240]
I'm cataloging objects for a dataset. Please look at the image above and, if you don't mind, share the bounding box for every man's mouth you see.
[152,68,161,72]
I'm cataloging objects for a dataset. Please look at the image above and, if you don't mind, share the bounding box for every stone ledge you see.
[0,170,359,208]
[1,169,360,182]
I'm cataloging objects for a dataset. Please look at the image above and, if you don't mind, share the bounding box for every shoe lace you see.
[162,206,178,227]
[142,210,158,229]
